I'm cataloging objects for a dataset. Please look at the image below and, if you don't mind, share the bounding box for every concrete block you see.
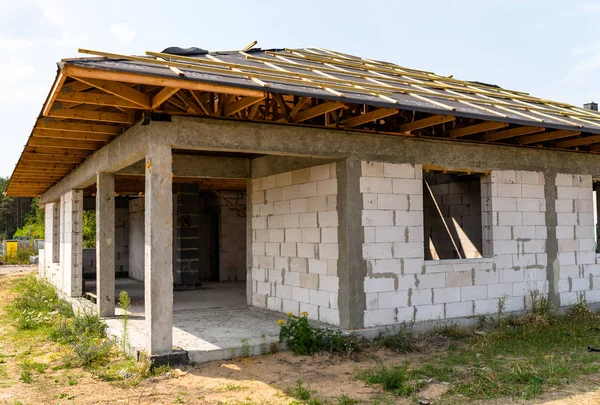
[523,239,546,254]
[321,227,338,243]
[299,273,319,289]
[576,225,595,239]
[252,178,262,192]
[309,289,331,307]
[291,286,310,303]
[415,304,444,322]
[282,214,300,228]
[252,216,267,229]
[292,168,311,185]
[301,228,321,243]
[285,228,302,243]
[418,273,446,288]
[268,229,285,243]
[282,185,299,201]
[286,271,300,286]
[493,225,512,240]
[375,226,405,243]
[319,307,339,325]
[258,255,274,269]
[281,298,299,314]
[474,270,499,285]
[360,177,393,194]
[493,240,518,255]
[384,163,415,179]
[308,259,328,275]
[319,275,339,293]
[446,270,473,287]
[318,211,338,227]
[446,301,474,318]
[517,171,543,185]
[556,225,575,240]
[310,164,332,182]
[557,213,578,226]
[266,187,283,202]
[364,277,395,293]
[307,196,328,212]
[371,259,402,274]
[298,182,318,198]
[412,288,433,306]
[289,257,308,273]
[276,171,293,187]
[491,170,516,184]
[557,186,579,200]
[362,210,394,226]
[378,290,410,308]
[575,199,594,213]
[361,161,384,177]
[362,193,378,210]
[555,199,574,213]
[403,258,424,274]
[366,293,378,310]
[555,173,573,187]
[297,243,317,259]
[392,178,422,195]
[262,175,278,190]
[579,238,596,252]
[474,298,498,315]
[273,258,288,273]
[579,212,595,227]
[512,225,536,239]
[267,215,283,229]
[497,183,521,198]
[364,308,398,326]
[265,242,280,257]
[492,197,517,212]
[488,283,513,299]
[433,287,461,303]
[407,226,424,242]
[289,198,308,213]
[522,212,545,226]
[299,213,318,228]
[517,198,544,212]
[461,285,487,300]
[498,212,522,226]
[317,179,337,196]
[252,191,265,204]
[392,242,423,259]
[318,243,339,260]
[363,243,393,259]
[378,194,409,210]
[364,226,375,243]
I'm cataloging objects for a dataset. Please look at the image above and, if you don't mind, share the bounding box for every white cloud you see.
[109,23,136,44]
[36,0,67,26]
[0,57,46,103]
[569,43,600,73]
[0,37,32,51]
[581,1,600,12]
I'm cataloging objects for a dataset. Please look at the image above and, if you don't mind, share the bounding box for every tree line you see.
[0,176,44,240]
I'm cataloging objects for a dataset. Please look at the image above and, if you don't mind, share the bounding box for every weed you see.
[279,313,323,355]
[67,378,77,386]
[570,299,592,318]
[118,291,131,355]
[270,342,279,354]
[260,333,269,355]
[477,315,487,329]
[358,363,423,396]
[240,338,251,358]
[498,294,509,317]
[376,325,417,353]
[323,330,361,356]
[337,394,360,404]
[19,370,31,384]
[287,380,314,401]
[221,381,246,391]
[435,324,472,339]
[71,335,115,367]
[529,290,551,318]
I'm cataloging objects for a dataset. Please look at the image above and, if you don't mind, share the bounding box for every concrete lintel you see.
[118,154,250,178]
[96,173,115,317]
[40,121,149,204]
[337,159,367,329]
[161,116,600,176]
[144,139,174,356]
[251,155,334,179]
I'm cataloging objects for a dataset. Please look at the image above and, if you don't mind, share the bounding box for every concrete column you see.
[246,178,253,305]
[62,190,83,297]
[544,170,560,310]
[337,159,367,329]
[144,142,173,355]
[96,173,115,316]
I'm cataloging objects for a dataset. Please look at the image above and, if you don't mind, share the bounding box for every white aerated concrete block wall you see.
[361,164,554,327]
[44,202,60,288]
[251,163,340,325]
[556,173,599,305]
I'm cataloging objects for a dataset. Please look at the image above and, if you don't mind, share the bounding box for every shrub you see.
[376,325,417,353]
[50,312,107,344]
[570,300,592,318]
[71,335,115,367]
[279,313,324,355]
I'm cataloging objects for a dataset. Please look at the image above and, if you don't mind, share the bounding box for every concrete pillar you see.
[144,142,173,355]
[62,190,83,297]
[246,178,253,305]
[96,173,115,316]
[336,159,367,329]
[544,170,560,310]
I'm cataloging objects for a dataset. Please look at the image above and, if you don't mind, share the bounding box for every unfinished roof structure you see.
[7,46,600,197]
[19,44,600,363]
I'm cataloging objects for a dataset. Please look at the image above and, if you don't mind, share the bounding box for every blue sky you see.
[1,0,599,177]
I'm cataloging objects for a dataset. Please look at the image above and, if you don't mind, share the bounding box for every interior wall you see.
[423,174,483,260]
[218,191,247,281]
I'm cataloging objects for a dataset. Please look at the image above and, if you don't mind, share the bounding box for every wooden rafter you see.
[151,87,180,109]
[341,107,398,128]
[21,153,85,164]
[70,77,151,108]
[24,146,92,157]
[449,122,508,138]
[397,115,456,133]
[555,135,600,148]
[483,126,545,142]
[47,107,135,124]
[42,72,66,116]
[55,90,140,109]
[28,138,104,150]
[289,101,345,123]
[223,96,266,116]
[32,129,113,142]
[517,130,581,145]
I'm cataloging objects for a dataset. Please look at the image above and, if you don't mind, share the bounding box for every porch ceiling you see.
[7,46,600,197]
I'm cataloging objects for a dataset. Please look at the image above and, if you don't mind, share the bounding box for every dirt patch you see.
[0,264,36,276]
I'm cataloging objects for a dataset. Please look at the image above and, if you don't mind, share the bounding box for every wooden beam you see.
[28,138,104,150]
[24,146,93,157]
[449,122,509,138]
[483,126,545,142]
[555,135,600,148]
[70,77,151,108]
[32,129,114,142]
[397,115,456,133]
[55,90,140,109]
[63,64,265,98]
[36,118,123,135]
[42,72,66,117]
[223,96,266,116]
[47,107,135,124]
[341,107,398,128]
[289,102,345,123]
[151,87,180,109]
[18,161,76,169]
[517,130,581,145]
[21,153,84,164]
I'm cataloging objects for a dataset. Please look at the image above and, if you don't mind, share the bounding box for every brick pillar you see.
[96,173,115,317]
[61,190,83,297]
[144,142,173,355]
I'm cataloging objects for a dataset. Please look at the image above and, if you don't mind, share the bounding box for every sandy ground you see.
[0,264,37,276]
[1,271,600,404]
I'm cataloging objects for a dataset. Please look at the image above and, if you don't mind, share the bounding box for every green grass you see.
[359,307,600,401]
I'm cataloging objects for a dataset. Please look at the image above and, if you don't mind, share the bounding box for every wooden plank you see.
[63,64,265,98]
[18,161,76,169]
[517,130,581,145]
[36,118,123,134]
[555,135,600,148]
[47,107,135,124]
[32,129,114,142]
[21,153,83,164]
[397,115,455,132]
[42,72,66,117]
[289,102,344,123]
[341,107,398,128]
[483,126,545,142]
[28,137,104,150]
[55,90,140,108]
[70,77,151,108]
[24,146,93,157]
[223,96,266,116]
[449,122,508,138]
[151,87,180,109]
